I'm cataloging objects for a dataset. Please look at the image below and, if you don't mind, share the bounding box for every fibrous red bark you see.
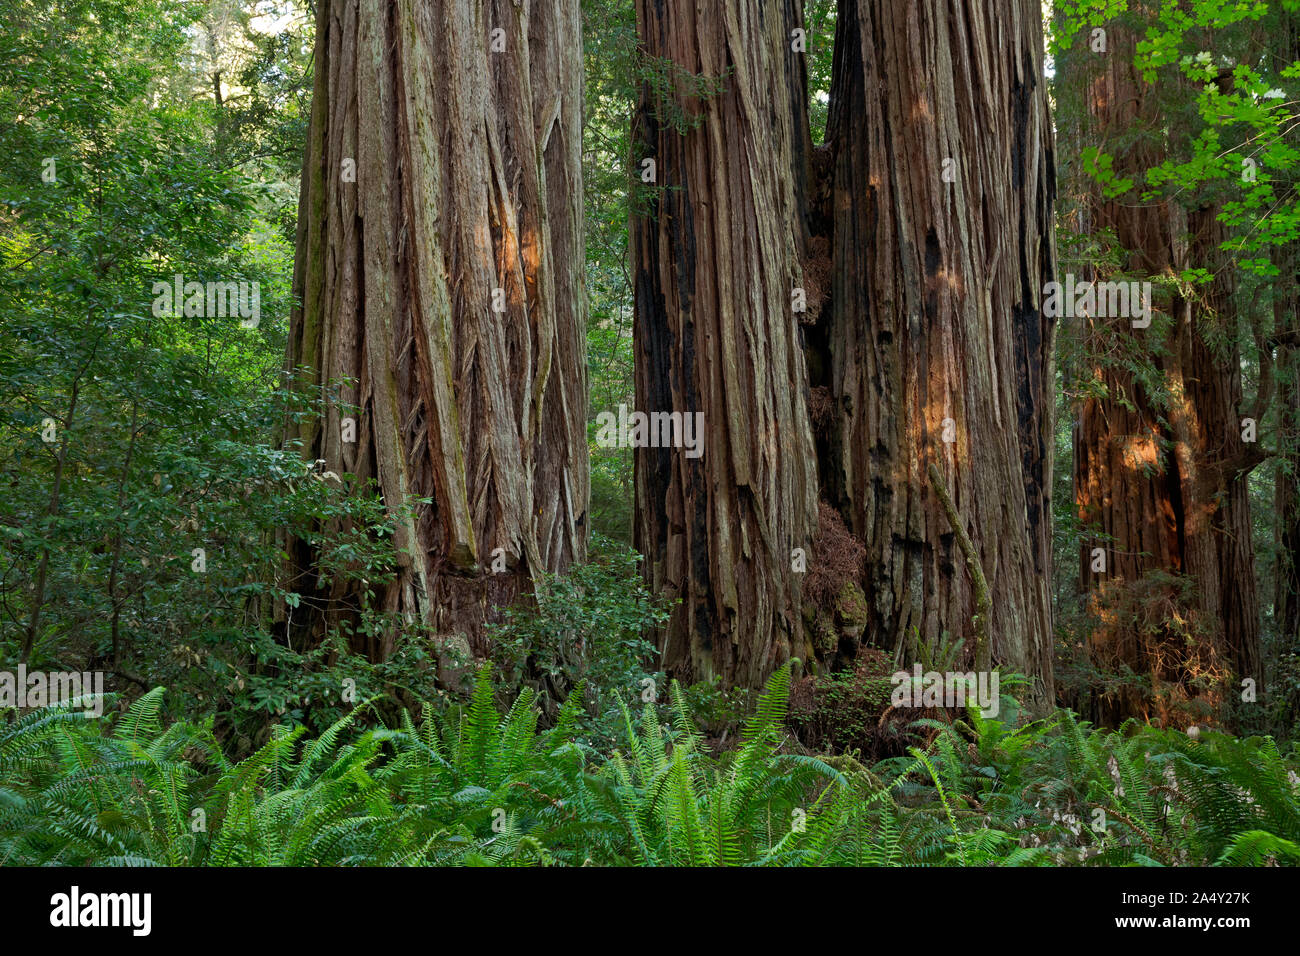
[1063,18,1261,725]
[284,0,588,664]
[630,0,820,689]
[818,0,1059,707]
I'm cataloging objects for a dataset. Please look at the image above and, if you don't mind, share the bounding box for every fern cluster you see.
[2,667,1295,866]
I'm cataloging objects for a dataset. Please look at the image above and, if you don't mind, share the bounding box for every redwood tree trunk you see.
[284,0,588,663]
[1062,19,1261,725]
[631,0,820,689]
[819,0,1059,708]
[1272,16,1300,709]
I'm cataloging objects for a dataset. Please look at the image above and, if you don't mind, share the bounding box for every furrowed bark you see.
[1272,13,1300,709]
[630,0,820,689]
[283,0,588,665]
[1062,18,1261,725]
[821,0,1058,708]
[1275,242,1300,656]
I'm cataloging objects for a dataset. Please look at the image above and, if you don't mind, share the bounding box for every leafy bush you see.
[488,535,668,745]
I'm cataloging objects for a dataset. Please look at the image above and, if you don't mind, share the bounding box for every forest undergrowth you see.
[2,664,1297,867]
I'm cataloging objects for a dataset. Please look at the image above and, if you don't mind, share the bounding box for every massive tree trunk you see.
[817,0,1059,707]
[1062,19,1260,725]
[1272,14,1300,713]
[630,0,820,688]
[283,0,588,662]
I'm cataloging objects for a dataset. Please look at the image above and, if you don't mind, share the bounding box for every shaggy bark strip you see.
[284,0,588,661]
[631,0,819,689]
[823,0,1058,708]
